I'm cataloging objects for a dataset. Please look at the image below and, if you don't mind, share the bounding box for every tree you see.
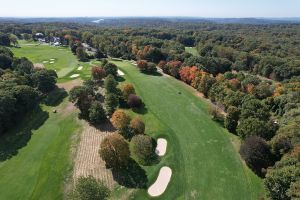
[32,69,58,93]
[264,158,300,200]
[130,135,154,165]
[104,93,119,116]
[103,63,118,77]
[99,134,130,168]
[69,86,94,119]
[130,117,145,135]
[127,94,143,108]
[237,117,272,139]
[73,176,110,200]
[111,109,130,132]
[137,60,157,74]
[76,47,88,61]
[224,106,240,133]
[121,83,135,100]
[9,34,18,46]
[89,101,106,125]
[0,46,13,69]
[12,57,34,75]
[95,49,106,60]
[91,66,106,81]
[240,136,274,176]
[104,75,118,94]
[0,33,10,46]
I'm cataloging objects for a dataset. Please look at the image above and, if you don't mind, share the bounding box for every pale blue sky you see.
[1,0,299,18]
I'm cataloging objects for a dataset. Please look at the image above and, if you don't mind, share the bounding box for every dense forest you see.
[0,20,300,199]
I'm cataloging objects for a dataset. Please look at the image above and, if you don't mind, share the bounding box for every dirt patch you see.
[73,121,117,189]
[57,79,83,91]
[33,63,45,69]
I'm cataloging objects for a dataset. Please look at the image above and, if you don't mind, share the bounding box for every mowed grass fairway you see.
[0,99,80,200]
[11,41,78,80]
[113,61,264,200]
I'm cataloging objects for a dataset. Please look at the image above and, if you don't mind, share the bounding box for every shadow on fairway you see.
[132,103,148,115]
[112,159,148,189]
[0,106,49,162]
[43,87,68,107]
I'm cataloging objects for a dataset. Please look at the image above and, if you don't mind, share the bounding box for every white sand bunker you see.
[155,138,167,156]
[77,66,83,70]
[50,61,55,64]
[117,69,125,76]
[42,61,48,63]
[70,74,80,78]
[50,58,55,61]
[148,167,172,197]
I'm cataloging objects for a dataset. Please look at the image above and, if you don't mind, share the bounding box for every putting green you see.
[112,60,264,200]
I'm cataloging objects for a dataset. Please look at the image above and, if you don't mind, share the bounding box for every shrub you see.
[240,136,274,176]
[130,117,145,135]
[130,135,154,165]
[88,101,106,125]
[127,94,142,108]
[73,176,110,200]
[111,109,130,131]
[99,134,130,168]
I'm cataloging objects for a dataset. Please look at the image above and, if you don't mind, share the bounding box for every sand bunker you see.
[155,138,167,156]
[33,63,45,69]
[42,61,48,63]
[117,69,125,76]
[77,66,83,70]
[148,167,172,197]
[50,61,55,64]
[50,58,55,61]
[70,74,80,78]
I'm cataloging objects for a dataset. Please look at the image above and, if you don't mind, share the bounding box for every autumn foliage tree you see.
[99,134,130,169]
[137,60,157,74]
[91,66,106,81]
[111,109,130,133]
[130,117,145,135]
[121,83,136,100]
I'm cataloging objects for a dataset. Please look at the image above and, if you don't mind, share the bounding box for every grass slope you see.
[0,99,80,200]
[185,47,199,56]
[112,61,264,200]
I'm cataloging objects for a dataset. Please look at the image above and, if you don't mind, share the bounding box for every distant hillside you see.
[0,17,299,25]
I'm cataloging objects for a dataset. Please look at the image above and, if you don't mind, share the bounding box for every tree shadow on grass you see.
[94,120,116,133]
[112,159,148,189]
[142,71,162,77]
[132,103,148,115]
[43,87,68,107]
[0,106,49,162]
[116,76,125,82]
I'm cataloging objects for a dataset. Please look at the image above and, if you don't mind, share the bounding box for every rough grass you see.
[110,60,265,200]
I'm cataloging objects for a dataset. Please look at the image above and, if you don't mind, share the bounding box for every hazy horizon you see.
[1,0,299,18]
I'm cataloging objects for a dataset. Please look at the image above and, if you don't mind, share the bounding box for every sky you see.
[0,0,299,18]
